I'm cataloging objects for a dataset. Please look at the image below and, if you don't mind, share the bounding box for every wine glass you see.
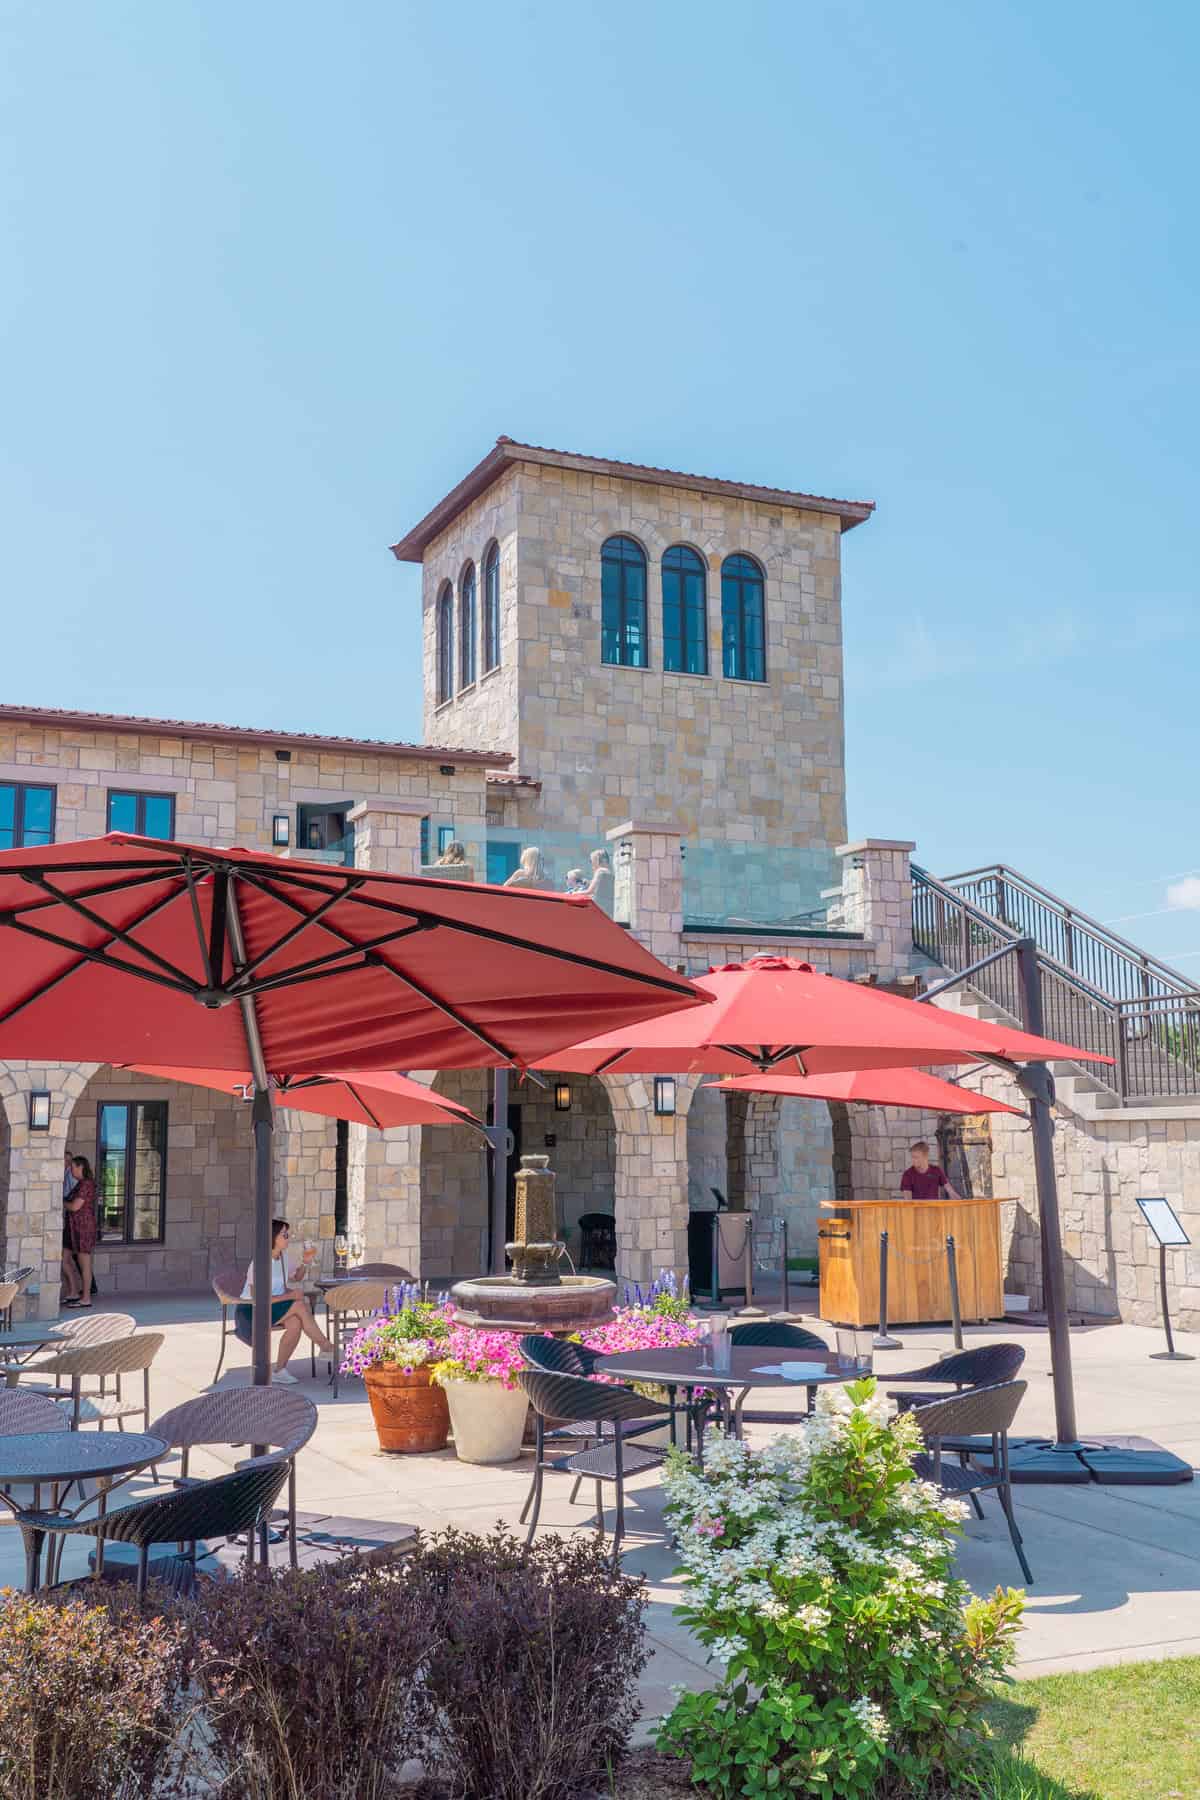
[695,1320,713,1373]
[334,1233,348,1272]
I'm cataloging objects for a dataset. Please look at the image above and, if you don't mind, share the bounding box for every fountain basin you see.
[451,1273,616,1334]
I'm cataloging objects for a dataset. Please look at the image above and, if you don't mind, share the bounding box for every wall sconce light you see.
[272,814,290,847]
[554,1083,572,1112]
[275,749,292,763]
[28,1091,51,1131]
[654,1077,676,1116]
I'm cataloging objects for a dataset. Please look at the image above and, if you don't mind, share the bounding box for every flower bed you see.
[657,1378,1025,1798]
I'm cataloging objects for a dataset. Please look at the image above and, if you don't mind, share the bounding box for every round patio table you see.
[0,1429,167,1590]
[0,1323,68,1388]
[595,1344,857,1444]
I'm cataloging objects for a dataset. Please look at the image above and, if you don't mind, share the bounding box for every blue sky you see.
[1,2,1196,962]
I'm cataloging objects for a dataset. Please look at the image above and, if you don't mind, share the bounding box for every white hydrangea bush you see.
[657,1378,1024,1799]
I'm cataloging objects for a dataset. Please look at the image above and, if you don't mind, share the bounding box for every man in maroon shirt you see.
[899,1140,961,1200]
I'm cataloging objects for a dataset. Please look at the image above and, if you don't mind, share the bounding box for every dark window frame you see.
[436,583,455,704]
[601,534,649,669]
[106,789,176,838]
[95,1098,169,1246]
[459,563,477,689]
[662,544,709,675]
[0,780,56,849]
[721,552,767,683]
[482,541,501,672]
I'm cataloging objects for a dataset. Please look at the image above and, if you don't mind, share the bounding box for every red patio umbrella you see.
[0,834,703,1381]
[708,1065,1024,1116]
[127,1066,487,1132]
[541,955,1111,1077]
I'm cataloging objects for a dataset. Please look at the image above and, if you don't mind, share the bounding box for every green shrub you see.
[0,1587,190,1800]
[656,1378,1024,1798]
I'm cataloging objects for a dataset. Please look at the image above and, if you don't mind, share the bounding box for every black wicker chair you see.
[887,1343,1026,1412]
[728,1321,829,1423]
[518,1368,671,1559]
[910,1379,1032,1583]
[29,1459,291,1601]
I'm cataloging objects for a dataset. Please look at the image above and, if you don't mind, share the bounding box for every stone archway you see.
[0,1061,101,1316]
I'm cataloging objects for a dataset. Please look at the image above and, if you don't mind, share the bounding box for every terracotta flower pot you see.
[442,1378,529,1464]
[364,1362,450,1453]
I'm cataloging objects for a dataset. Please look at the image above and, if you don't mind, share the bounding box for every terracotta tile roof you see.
[389,437,875,562]
[486,771,542,789]
[0,704,508,767]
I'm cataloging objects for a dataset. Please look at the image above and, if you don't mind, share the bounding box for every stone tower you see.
[392,436,872,862]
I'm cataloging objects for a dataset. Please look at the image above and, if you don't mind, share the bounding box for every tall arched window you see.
[721,553,766,682]
[600,535,648,668]
[482,541,501,672]
[662,545,708,675]
[436,582,454,705]
[459,563,477,689]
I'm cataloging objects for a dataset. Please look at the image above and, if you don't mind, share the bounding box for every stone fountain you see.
[451,1154,616,1333]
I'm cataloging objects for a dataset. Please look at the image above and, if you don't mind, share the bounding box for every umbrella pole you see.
[1014,938,1080,1447]
[489,1067,510,1275]
[251,1086,274,1387]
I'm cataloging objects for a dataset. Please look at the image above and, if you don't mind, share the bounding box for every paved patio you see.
[2,1294,1197,1729]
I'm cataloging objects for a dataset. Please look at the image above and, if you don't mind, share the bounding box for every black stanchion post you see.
[782,1219,790,1315]
[873,1229,902,1350]
[946,1234,964,1351]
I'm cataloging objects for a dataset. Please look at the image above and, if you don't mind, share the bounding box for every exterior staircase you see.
[912,864,1200,1116]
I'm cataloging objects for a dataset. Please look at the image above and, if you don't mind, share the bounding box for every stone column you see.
[0,1061,100,1318]
[605,1072,700,1289]
[348,799,428,875]
[605,821,682,962]
[835,838,917,982]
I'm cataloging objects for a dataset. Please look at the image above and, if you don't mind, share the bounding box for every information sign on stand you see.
[1135,1198,1194,1362]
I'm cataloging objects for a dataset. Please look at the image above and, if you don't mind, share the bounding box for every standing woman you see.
[64,1156,98,1309]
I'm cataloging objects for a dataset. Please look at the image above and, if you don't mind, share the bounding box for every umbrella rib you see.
[0,898,204,1028]
[367,956,520,1063]
[182,855,214,990]
[346,1083,384,1130]
[229,883,359,986]
[227,923,430,997]
[240,869,701,1001]
[2,865,191,918]
[25,874,199,989]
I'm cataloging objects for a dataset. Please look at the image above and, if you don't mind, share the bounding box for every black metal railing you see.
[912,865,1200,1103]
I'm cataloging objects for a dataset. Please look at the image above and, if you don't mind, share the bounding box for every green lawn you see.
[980,1658,1200,1799]
[785,1255,817,1273]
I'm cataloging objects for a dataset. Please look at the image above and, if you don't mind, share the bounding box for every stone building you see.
[2,438,1198,1330]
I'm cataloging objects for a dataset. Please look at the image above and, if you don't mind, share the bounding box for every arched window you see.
[482,541,501,672]
[436,583,454,705]
[600,535,648,668]
[721,553,766,682]
[459,563,477,689]
[662,545,708,675]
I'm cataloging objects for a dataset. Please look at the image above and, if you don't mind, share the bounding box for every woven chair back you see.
[519,1367,669,1426]
[519,1334,601,1378]
[0,1389,69,1434]
[99,1459,291,1548]
[325,1280,391,1317]
[212,1267,246,1305]
[729,1321,828,1351]
[151,1388,318,1458]
[899,1343,1026,1387]
[911,1378,1028,1443]
[51,1330,165,1380]
[343,1263,412,1280]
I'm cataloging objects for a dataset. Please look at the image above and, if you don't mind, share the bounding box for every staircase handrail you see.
[911,866,1117,1011]
[938,862,1200,1000]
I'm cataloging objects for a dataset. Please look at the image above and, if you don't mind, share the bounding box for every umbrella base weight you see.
[951,1434,1193,1486]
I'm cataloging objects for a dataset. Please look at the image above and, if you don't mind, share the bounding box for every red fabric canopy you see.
[0,835,703,1071]
[540,954,1110,1077]
[708,1066,1023,1116]
[127,1065,484,1131]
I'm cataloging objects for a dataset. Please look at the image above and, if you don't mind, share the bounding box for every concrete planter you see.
[442,1378,528,1464]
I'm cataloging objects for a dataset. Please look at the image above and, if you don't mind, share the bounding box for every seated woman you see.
[235,1219,332,1384]
[434,839,467,866]
[503,845,547,888]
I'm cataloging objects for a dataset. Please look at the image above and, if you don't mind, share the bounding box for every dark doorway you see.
[485,1101,522,1268]
[937,1113,994,1198]
[334,1118,349,1237]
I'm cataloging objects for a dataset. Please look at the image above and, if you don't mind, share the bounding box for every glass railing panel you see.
[681,840,843,934]
[480,828,619,916]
